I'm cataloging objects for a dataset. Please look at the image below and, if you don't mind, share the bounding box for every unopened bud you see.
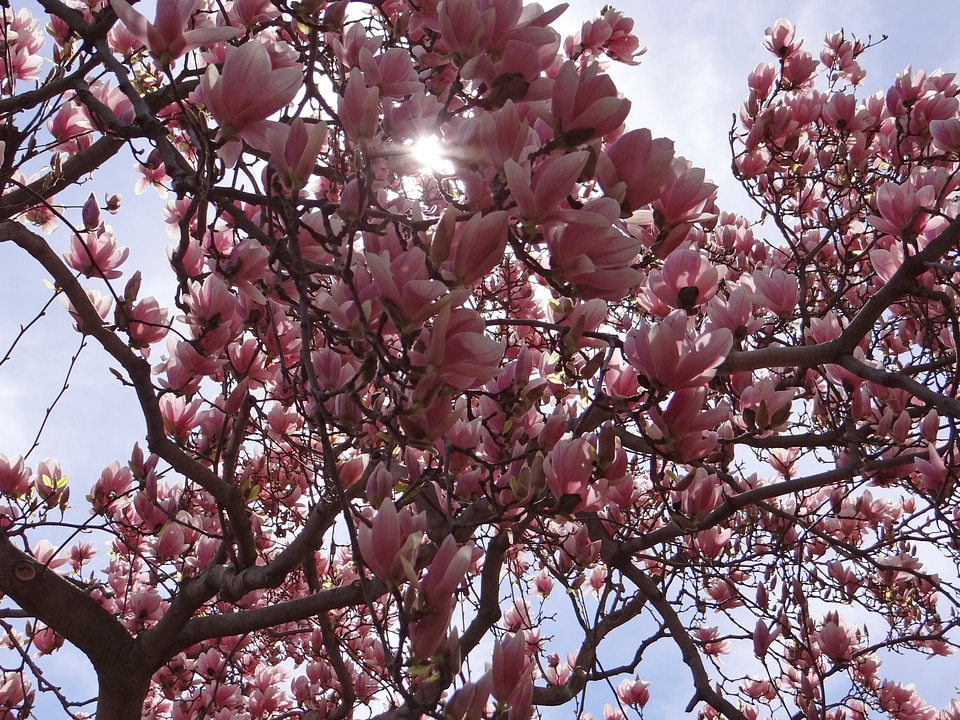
[81,192,101,230]
[124,270,142,304]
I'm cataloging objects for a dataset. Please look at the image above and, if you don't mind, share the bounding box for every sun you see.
[407,135,457,176]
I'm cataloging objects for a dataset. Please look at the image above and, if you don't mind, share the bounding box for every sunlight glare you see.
[408,135,456,175]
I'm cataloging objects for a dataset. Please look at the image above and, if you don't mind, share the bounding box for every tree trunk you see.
[95,665,152,720]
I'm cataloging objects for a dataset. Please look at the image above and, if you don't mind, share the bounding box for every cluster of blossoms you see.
[1,3,960,720]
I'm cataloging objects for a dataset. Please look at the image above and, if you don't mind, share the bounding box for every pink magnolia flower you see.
[411,306,505,390]
[596,128,675,213]
[88,78,136,128]
[693,625,731,656]
[624,310,733,390]
[0,8,44,90]
[80,192,101,230]
[365,246,449,327]
[603,704,624,720]
[466,99,534,171]
[547,232,641,299]
[228,0,280,26]
[753,620,779,657]
[569,8,644,65]
[61,287,113,333]
[215,236,271,303]
[534,569,554,597]
[461,36,552,108]
[338,67,381,144]
[432,209,510,285]
[739,376,795,432]
[31,625,63,655]
[885,66,927,116]
[617,677,650,707]
[135,148,171,197]
[0,672,32,715]
[445,673,492,720]
[383,90,445,141]
[866,180,936,238]
[436,0,493,62]
[109,0,240,65]
[706,287,761,339]
[264,118,327,193]
[400,391,465,444]
[409,609,456,661]
[123,590,165,631]
[821,32,866,84]
[154,524,189,560]
[914,444,950,495]
[87,461,134,514]
[47,102,93,154]
[330,21,381,70]
[227,338,272,387]
[559,524,600,567]
[33,458,68,508]
[820,93,869,133]
[158,336,225,394]
[763,18,801,59]
[196,41,303,160]
[817,615,857,663]
[21,195,62,234]
[123,297,170,349]
[31,538,68,569]
[750,267,799,316]
[741,677,777,701]
[930,118,960,153]
[542,437,602,513]
[63,227,129,279]
[644,386,730,461]
[782,50,818,86]
[357,47,421,99]
[878,682,936,720]
[185,274,240,341]
[159,395,202,440]
[419,535,473,609]
[648,247,725,311]
[551,61,631,143]
[409,536,473,658]
[504,151,588,226]
[545,199,643,299]
[694,525,732,559]
[356,500,425,585]
[491,632,531,703]
[0,454,31,499]
[648,161,718,258]
[674,468,724,522]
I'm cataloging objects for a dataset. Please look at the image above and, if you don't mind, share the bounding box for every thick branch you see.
[174,578,381,649]
[138,484,362,667]
[0,531,146,685]
[839,354,960,418]
[0,136,126,220]
[721,215,960,374]
[459,530,508,655]
[619,452,918,555]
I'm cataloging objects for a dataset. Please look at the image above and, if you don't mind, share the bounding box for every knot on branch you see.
[12,560,40,583]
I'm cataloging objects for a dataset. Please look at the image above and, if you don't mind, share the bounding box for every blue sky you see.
[2,0,960,716]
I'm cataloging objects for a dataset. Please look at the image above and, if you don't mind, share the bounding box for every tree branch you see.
[0,220,259,567]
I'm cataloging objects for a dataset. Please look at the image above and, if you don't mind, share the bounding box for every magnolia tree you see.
[1,0,960,718]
